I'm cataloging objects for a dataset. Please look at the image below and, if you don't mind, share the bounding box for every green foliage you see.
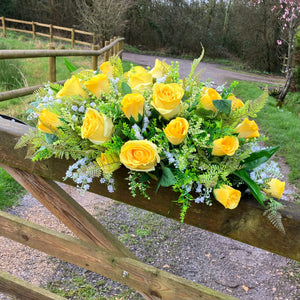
[263,200,285,234]
[0,168,25,210]
[234,81,300,189]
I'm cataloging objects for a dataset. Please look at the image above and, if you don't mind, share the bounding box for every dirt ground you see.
[1,54,299,300]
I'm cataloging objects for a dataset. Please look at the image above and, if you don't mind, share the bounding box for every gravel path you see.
[1,55,299,300]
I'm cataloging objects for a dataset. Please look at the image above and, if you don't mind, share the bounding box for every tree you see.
[250,0,300,106]
[75,0,133,43]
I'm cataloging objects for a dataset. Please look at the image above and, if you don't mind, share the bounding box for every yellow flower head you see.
[38,109,62,134]
[151,83,184,119]
[81,108,113,145]
[149,59,171,79]
[212,136,239,156]
[227,95,244,111]
[163,117,189,145]
[263,178,285,199]
[83,74,110,98]
[99,61,114,77]
[121,93,145,122]
[199,88,221,112]
[235,118,259,139]
[214,185,241,209]
[120,140,160,172]
[56,76,87,98]
[96,152,120,174]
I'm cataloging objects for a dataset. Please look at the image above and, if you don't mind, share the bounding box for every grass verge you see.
[0,168,25,210]
[234,81,300,189]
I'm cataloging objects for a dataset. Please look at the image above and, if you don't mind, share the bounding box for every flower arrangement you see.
[16,55,286,229]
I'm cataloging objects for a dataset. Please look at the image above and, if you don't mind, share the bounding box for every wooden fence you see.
[1,17,96,48]
[0,36,124,102]
[0,117,300,299]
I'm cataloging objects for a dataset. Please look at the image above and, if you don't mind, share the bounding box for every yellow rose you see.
[38,109,62,134]
[120,140,160,172]
[235,118,259,139]
[124,66,148,79]
[56,76,87,98]
[227,95,244,111]
[152,83,184,119]
[128,71,153,94]
[96,152,120,174]
[121,93,145,122]
[163,117,189,145]
[99,61,114,77]
[199,88,221,112]
[83,74,110,98]
[81,108,114,145]
[263,178,285,199]
[212,136,239,156]
[149,59,171,79]
[214,185,241,209]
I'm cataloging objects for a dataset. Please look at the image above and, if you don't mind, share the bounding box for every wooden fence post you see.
[49,24,53,43]
[32,22,36,40]
[92,44,99,71]
[71,28,75,48]
[48,43,56,83]
[1,17,6,37]
[110,38,114,57]
[113,36,117,56]
[104,40,109,61]
[92,33,96,47]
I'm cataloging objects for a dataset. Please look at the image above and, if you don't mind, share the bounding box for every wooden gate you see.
[0,117,300,299]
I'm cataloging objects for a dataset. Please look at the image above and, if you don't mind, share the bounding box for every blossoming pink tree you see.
[250,0,300,106]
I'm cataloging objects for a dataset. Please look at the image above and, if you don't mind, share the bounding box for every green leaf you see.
[234,169,265,207]
[121,82,132,95]
[213,99,232,115]
[156,165,177,192]
[44,133,58,144]
[243,146,280,170]
[139,173,150,183]
[64,58,77,73]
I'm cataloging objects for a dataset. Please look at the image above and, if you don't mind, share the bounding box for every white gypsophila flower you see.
[71,105,78,112]
[78,106,85,113]
[55,99,62,104]
[100,178,106,184]
[144,104,151,117]
[90,102,96,108]
[156,76,167,84]
[142,117,149,133]
[132,124,144,140]
[107,185,114,193]
[86,177,93,183]
[195,196,205,204]
[196,183,203,193]
[83,184,90,190]
[72,115,77,122]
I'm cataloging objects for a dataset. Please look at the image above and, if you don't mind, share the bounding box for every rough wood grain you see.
[0,164,137,259]
[1,118,300,261]
[0,270,66,300]
[0,211,237,300]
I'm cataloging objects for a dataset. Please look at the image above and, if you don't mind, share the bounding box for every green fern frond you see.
[78,161,103,178]
[225,86,268,127]
[263,200,285,234]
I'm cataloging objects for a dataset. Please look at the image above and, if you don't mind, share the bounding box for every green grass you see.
[0,167,26,210]
[234,81,300,189]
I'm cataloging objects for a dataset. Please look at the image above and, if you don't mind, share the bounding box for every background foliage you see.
[0,0,288,73]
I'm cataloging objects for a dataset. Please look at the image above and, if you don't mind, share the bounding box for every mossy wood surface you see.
[0,270,66,300]
[1,118,300,261]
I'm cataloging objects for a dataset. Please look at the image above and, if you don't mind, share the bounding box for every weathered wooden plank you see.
[1,118,300,261]
[0,270,66,300]
[0,211,237,300]
[0,163,137,259]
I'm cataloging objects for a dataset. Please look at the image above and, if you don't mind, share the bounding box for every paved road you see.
[123,52,285,86]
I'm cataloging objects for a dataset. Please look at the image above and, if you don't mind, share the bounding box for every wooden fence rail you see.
[1,17,95,48]
[0,37,124,102]
[0,117,300,299]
